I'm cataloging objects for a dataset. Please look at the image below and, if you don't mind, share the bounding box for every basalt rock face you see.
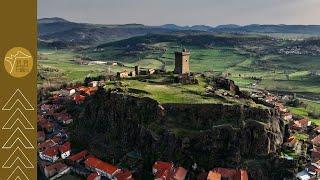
[69,89,287,178]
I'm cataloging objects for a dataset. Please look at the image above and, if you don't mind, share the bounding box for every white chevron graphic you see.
[2,89,34,110]
[2,128,34,149]
[2,108,34,129]
[2,147,34,168]
[6,166,30,180]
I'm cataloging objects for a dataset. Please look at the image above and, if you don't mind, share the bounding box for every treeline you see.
[98,33,273,49]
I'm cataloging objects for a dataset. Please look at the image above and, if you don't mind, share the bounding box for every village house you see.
[74,94,86,104]
[212,168,248,180]
[152,161,188,180]
[69,89,76,96]
[56,113,73,125]
[294,118,312,129]
[172,167,188,180]
[38,118,54,133]
[90,81,99,88]
[284,136,299,149]
[84,157,120,179]
[282,112,293,121]
[207,171,222,180]
[313,126,320,134]
[117,70,129,79]
[39,146,59,162]
[129,71,136,77]
[148,68,156,75]
[87,172,101,180]
[311,135,320,147]
[59,141,71,159]
[44,162,69,178]
[305,163,320,178]
[67,150,89,164]
[38,138,59,151]
[40,104,53,113]
[114,169,133,180]
[154,169,171,180]
[311,147,320,162]
[296,170,311,180]
[152,161,174,175]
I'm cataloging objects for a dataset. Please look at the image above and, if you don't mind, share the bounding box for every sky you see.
[38,0,320,26]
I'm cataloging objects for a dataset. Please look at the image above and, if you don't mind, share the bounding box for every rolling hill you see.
[38,18,320,49]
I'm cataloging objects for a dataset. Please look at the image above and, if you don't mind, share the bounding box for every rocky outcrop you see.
[68,88,288,179]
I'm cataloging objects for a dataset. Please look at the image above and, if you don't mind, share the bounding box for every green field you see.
[38,37,320,115]
[38,50,132,84]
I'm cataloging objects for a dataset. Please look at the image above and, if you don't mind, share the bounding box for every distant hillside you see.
[160,24,320,35]
[214,24,320,35]
[38,18,320,49]
[38,18,173,47]
[98,32,273,49]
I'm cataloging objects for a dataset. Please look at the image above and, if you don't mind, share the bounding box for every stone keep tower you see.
[174,49,190,74]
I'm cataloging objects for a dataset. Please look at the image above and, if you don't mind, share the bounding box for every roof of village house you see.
[74,94,86,102]
[153,161,173,172]
[68,150,88,162]
[207,171,221,180]
[154,169,171,179]
[297,118,310,126]
[213,168,237,179]
[312,151,320,161]
[56,113,72,121]
[312,135,320,145]
[314,126,320,132]
[114,169,133,180]
[87,172,100,180]
[235,169,249,180]
[85,87,97,95]
[59,142,71,153]
[43,146,59,157]
[45,162,67,172]
[307,164,320,173]
[85,157,119,175]
[38,139,58,150]
[172,167,188,180]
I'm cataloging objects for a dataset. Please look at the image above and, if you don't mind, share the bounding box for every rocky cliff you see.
[68,88,291,179]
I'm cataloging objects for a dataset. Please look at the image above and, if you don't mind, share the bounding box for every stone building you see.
[174,49,190,74]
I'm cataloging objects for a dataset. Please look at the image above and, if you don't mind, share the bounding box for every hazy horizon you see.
[38,0,320,26]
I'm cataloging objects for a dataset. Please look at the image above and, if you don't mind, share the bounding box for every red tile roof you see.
[59,142,71,153]
[43,146,59,157]
[114,169,133,180]
[45,162,67,172]
[297,118,310,126]
[87,172,99,180]
[213,168,237,179]
[207,171,221,180]
[68,150,88,162]
[153,161,173,173]
[38,139,58,150]
[74,94,86,103]
[85,157,119,175]
[172,167,188,180]
[235,169,248,180]
[314,126,320,133]
[154,169,170,179]
[312,135,320,145]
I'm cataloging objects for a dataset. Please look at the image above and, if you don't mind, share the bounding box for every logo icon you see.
[4,47,33,78]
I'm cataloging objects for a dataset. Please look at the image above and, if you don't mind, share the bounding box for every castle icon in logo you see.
[4,47,33,78]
